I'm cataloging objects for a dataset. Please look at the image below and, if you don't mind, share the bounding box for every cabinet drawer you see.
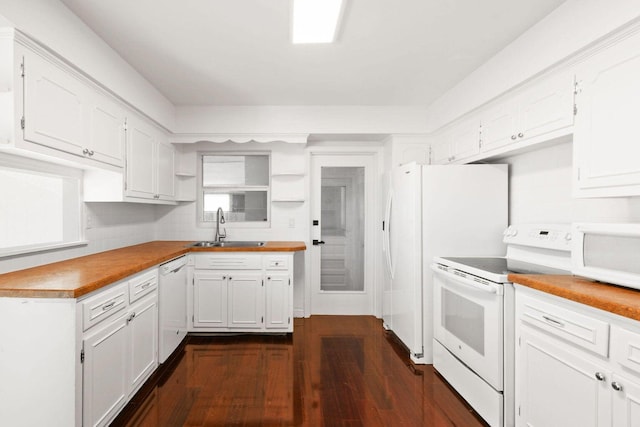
[611,326,640,378]
[82,282,128,331]
[519,294,609,357]
[129,269,158,303]
[194,254,262,270]
[264,255,289,270]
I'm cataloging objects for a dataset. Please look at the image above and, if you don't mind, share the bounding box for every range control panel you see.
[503,223,572,251]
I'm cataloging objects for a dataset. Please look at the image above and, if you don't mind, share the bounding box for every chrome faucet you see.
[215,207,227,242]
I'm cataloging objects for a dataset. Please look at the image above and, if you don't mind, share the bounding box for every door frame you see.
[304,147,382,317]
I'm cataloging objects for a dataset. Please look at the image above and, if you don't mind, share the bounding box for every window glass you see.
[200,154,270,224]
[0,154,85,257]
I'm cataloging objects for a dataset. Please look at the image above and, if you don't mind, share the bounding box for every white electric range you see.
[432,224,573,427]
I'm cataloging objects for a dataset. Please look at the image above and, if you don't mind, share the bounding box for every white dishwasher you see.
[158,255,188,363]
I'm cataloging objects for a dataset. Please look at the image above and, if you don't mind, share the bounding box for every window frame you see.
[0,153,87,258]
[197,151,271,229]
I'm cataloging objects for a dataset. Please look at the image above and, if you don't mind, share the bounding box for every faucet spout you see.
[215,207,226,242]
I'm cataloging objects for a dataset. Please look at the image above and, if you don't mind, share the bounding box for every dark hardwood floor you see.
[112,316,488,426]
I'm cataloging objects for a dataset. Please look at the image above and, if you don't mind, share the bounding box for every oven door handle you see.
[432,264,502,295]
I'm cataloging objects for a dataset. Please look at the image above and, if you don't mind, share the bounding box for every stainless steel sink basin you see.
[190,241,266,248]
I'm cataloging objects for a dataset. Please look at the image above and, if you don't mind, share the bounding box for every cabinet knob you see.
[83,148,90,155]
[612,382,623,391]
[518,132,524,138]
[511,135,517,140]
[267,276,271,280]
[594,372,606,381]
[222,276,226,280]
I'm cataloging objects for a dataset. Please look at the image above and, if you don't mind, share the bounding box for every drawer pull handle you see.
[542,315,564,327]
[141,282,152,290]
[595,372,606,381]
[612,382,623,392]
[102,301,116,311]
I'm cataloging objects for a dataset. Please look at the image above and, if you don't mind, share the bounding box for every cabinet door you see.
[87,93,125,167]
[574,30,640,196]
[429,136,451,165]
[193,272,228,328]
[612,373,640,427]
[265,274,291,330]
[518,72,574,141]
[450,118,480,162]
[481,98,518,152]
[228,273,263,329]
[23,52,87,156]
[128,295,158,397]
[516,327,611,427]
[83,315,129,427]
[126,118,156,199]
[156,140,175,200]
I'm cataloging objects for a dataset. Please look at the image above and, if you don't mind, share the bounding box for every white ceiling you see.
[60,0,566,107]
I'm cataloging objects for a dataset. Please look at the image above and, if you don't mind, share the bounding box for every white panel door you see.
[87,93,125,167]
[481,98,518,152]
[574,30,640,196]
[23,52,86,156]
[516,327,611,427]
[128,295,158,397]
[193,272,228,328]
[83,315,129,427]
[265,274,290,329]
[228,273,263,329]
[450,118,480,162]
[156,141,175,200]
[613,373,640,427]
[310,153,376,315]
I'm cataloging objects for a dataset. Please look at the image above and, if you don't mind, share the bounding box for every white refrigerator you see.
[382,162,508,364]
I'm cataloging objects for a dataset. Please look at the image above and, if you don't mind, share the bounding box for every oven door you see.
[432,264,504,391]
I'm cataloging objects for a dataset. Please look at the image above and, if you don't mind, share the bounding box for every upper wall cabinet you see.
[126,116,175,202]
[573,29,640,197]
[430,68,575,165]
[482,71,574,155]
[1,31,125,168]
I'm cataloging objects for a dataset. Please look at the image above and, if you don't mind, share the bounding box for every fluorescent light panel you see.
[292,0,344,44]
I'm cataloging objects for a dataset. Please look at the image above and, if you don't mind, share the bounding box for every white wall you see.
[0,1,175,129]
[498,140,640,224]
[426,0,640,130]
[0,203,156,274]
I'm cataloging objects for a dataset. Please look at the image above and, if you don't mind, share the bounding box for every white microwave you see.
[572,223,640,290]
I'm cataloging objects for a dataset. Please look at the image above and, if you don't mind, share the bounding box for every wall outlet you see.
[86,213,93,229]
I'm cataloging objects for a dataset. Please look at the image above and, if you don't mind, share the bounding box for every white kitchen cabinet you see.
[190,253,294,333]
[516,326,611,427]
[265,274,291,330]
[429,136,451,165]
[228,273,264,329]
[573,29,640,197]
[82,312,129,427]
[81,269,159,427]
[127,294,158,396]
[515,286,640,427]
[482,71,574,155]
[125,116,175,202]
[13,33,125,168]
[428,118,480,164]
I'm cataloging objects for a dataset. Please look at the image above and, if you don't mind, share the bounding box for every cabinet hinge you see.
[518,406,521,416]
[261,316,264,324]
[123,118,128,131]
[80,348,85,364]
[20,61,24,78]
[262,279,264,287]
[288,278,291,286]
[573,103,578,116]
[288,317,291,325]
[428,145,432,165]
[20,116,25,130]
[192,314,194,322]
[518,336,521,347]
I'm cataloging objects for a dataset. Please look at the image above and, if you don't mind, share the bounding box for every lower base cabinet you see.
[191,253,294,333]
[82,271,159,427]
[515,285,640,427]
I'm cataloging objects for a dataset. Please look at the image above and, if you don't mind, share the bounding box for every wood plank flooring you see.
[112,316,488,426]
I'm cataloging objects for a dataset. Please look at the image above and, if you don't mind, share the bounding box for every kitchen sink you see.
[190,241,266,248]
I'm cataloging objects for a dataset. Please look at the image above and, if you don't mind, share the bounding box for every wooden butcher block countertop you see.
[509,274,640,322]
[0,241,306,299]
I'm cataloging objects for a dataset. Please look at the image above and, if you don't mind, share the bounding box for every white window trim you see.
[0,153,87,258]
[197,151,271,229]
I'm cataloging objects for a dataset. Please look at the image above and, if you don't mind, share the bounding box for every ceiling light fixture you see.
[292,0,345,44]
